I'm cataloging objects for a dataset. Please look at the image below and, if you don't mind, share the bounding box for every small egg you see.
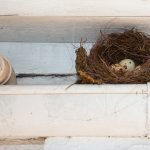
[119,59,135,71]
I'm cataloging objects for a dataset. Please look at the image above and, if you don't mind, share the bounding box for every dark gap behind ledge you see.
[17,73,77,78]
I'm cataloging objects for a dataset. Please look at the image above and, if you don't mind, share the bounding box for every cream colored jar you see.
[0,55,17,85]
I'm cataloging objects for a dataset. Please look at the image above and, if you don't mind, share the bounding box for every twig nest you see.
[76,29,150,84]
[119,59,135,71]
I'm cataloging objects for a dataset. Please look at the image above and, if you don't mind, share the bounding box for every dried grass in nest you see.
[76,29,150,84]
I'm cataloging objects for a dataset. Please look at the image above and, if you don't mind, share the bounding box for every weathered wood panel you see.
[0,84,147,137]
[0,145,43,150]
[0,84,147,95]
[44,137,150,150]
[0,17,150,42]
[0,0,150,16]
[0,43,91,74]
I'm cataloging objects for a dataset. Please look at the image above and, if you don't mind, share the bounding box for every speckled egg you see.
[119,59,135,71]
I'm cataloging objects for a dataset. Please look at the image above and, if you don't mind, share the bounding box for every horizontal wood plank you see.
[0,84,147,94]
[0,0,150,16]
[0,43,92,74]
[0,85,147,137]
[1,17,150,42]
[45,137,150,150]
[0,145,43,150]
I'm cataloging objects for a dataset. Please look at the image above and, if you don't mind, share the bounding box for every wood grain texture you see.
[0,17,150,42]
[0,84,147,94]
[0,43,92,74]
[0,137,45,145]
[0,0,150,16]
[0,145,43,150]
[0,85,147,137]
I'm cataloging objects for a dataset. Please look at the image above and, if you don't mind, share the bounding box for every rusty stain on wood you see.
[0,137,46,145]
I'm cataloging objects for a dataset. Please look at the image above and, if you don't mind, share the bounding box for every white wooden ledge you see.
[0,84,148,138]
[44,137,150,150]
[0,0,150,16]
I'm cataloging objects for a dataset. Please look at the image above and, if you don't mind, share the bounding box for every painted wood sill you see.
[0,83,148,138]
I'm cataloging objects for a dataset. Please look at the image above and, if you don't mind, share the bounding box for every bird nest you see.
[76,29,150,84]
